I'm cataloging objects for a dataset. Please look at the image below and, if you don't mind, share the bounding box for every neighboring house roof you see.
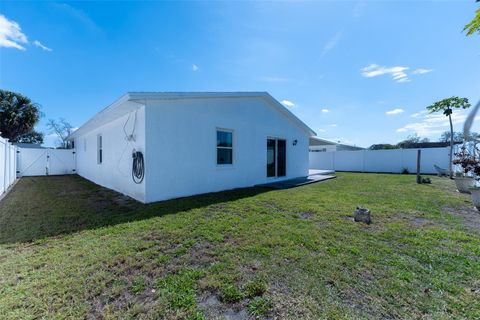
[309,137,364,150]
[69,92,316,139]
[13,143,46,149]
[309,137,337,146]
[336,144,365,151]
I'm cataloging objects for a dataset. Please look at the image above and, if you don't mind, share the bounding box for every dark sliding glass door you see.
[267,138,286,178]
[277,140,286,177]
[267,139,276,177]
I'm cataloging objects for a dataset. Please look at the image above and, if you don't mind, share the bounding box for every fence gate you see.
[17,148,76,177]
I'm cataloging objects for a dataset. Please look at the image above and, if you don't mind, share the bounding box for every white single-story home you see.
[309,137,364,152]
[68,92,316,203]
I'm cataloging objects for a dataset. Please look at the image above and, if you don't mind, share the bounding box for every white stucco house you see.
[68,92,315,203]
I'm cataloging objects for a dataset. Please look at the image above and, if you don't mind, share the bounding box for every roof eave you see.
[67,93,132,140]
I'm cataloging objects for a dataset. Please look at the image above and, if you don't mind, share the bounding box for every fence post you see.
[416,149,422,184]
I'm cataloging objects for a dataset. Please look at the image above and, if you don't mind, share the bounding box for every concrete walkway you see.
[257,170,336,189]
[309,169,335,176]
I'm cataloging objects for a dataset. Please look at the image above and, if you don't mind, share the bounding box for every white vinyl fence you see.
[17,148,76,177]
[309,147,450,174]
[0,137,17,195]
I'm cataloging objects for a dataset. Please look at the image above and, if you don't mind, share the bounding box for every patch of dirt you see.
[268,284,317,319]
[444,206,480,231]
[186,241,218,268]
[197,293,253,320]
[160,240,219,275]
[296,211,315,219]
[466,280,480,295]
[258,201,285,214]
[87,265,154,317]
[411,217,434,227]
[112,194,140,209]
[223,307,250,320]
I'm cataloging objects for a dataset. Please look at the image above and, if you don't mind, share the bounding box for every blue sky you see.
[1,1,479,147]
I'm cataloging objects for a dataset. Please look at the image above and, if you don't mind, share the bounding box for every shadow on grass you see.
[0,175,271,245]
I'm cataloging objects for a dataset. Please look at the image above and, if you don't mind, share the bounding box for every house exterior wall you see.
[74,104,146,202]
[144,97,309,203]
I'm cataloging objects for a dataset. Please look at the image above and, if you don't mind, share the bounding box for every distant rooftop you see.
[309,136,364,150]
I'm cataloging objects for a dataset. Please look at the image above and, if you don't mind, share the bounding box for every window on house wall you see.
[217,129,233,165]
[97,135,102,164]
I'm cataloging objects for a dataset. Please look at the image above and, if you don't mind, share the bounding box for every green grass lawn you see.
[0,173,479,319]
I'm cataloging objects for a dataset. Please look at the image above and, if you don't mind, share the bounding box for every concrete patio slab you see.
[256,174,336,189]
[309,169,335,176]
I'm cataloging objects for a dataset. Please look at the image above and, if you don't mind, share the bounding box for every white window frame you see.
[216,128,234,166]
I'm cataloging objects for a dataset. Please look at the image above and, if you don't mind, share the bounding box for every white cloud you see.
[33,40,52,52]
[396,110,480,136]
[361,64,433,83]
[410,110,427,118]
[386,108,404,115]
[361,64,409,83]
[321,109,330,113]
[281,99,296,108]
[192,64,199,71]
[320,31,342,58]
[0,14,28,50]
[412,68,433,75]
[317,128,327,133]
[330,124,338,127]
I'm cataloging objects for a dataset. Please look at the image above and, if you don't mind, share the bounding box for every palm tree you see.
[464,0,480,36]
[427,97,471,178]
[0,90,42,142]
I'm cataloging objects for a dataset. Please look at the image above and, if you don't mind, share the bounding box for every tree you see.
[397,134,430,149]
[439,131,463,143]
[439,131,480,143]
[18,131,44,144]
[46,118,73,149]
[427,97,471,178]
[369,143,398,150]
[0,89,43,143]
[464,1,480,36]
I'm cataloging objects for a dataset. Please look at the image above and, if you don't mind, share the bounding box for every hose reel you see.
[132,150,144,184]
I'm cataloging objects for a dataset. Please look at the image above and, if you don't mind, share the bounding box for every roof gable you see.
[69,92,315,139]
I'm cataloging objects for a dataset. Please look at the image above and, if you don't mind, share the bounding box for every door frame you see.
[266,137,287,178]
